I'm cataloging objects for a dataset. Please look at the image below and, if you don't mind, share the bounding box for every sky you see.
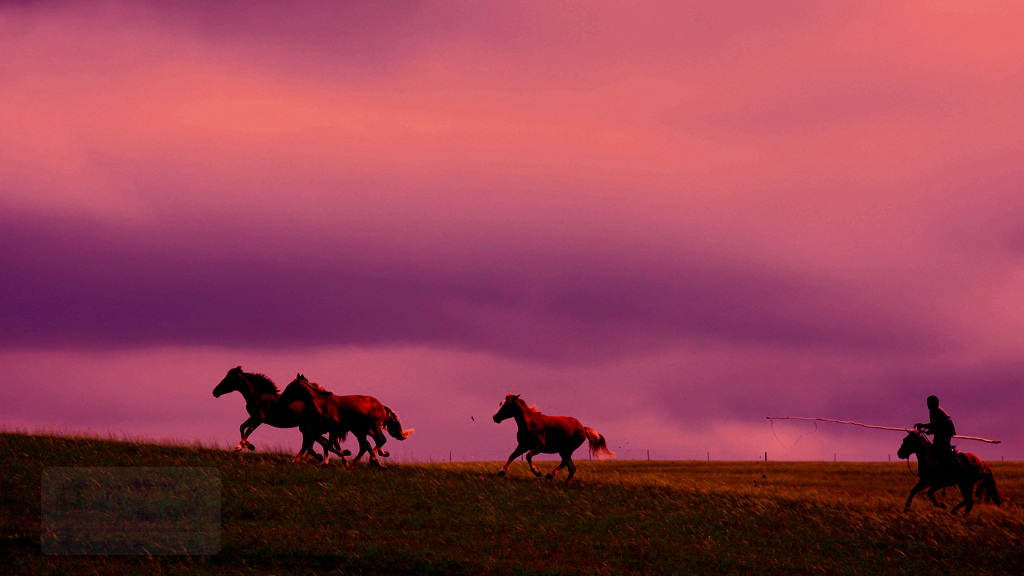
[2,1,1022,463]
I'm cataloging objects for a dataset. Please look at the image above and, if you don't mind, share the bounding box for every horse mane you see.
[308,380,333,395]
[513,395,541,415]
[247,372,279,394]
[295,374,333,395]
[914,429,932,446]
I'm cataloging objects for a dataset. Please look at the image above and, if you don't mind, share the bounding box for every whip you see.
[766,416,1001,444]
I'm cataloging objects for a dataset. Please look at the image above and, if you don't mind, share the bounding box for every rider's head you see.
[926,395,939,410]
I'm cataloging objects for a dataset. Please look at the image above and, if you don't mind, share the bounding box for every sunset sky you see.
[2,1,1022,462]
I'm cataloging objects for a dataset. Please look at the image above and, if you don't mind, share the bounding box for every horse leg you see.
[350,435,378,469]
[926,486,946,509]
[904,480,929,511]
[293,430,316,463]
[547,454,577,485]
[565,457,577,485]
[318,432,332,466]
[370,427,390,459]
[367,433,387,469]
[525,449,543,477]
[322,433,350,466]
[545,453,567,478]
[498,445,530,476]
[237,417,261,451]
[951,483,974,515]
[311,434,344,465]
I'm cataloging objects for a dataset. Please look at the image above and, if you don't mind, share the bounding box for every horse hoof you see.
[378,449,390,458]
[938,503,947,509]
[497,470,506,476]
[247,444,255,451]
[545,473,554,479]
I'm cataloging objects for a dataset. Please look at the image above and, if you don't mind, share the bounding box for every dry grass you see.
[2,433,1022,575]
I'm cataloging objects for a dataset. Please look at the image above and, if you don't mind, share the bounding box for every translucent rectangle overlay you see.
[41,467,221,555]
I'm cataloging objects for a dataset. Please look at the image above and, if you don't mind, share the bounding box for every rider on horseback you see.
[915,395,961,474]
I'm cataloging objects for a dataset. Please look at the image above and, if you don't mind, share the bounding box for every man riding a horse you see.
[914,395,961,475]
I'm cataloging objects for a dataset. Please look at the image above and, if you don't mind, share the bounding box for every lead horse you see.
[897,428,1003,515]
[493,394,614,485]
[279,374,414,468]
[212,366,348,461]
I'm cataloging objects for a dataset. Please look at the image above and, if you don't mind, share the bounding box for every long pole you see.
[767,416,1001,444]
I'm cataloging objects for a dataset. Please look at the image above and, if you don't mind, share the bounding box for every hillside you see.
[2,433,1022,575]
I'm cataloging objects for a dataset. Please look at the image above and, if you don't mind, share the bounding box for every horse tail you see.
[975,469,1005,506]
[383,406,415,440]
[584,427,615,460]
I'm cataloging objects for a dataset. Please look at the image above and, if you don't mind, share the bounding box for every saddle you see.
[925,445,964,475]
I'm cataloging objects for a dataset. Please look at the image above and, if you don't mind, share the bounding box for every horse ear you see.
[514,394,521,399]
[236,366,242,370]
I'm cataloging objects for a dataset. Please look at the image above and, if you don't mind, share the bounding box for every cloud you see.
[0,205,951,363]
[2,1,1023,459]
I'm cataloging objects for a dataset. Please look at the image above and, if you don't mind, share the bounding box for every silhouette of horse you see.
[212,366,349,461]
[897,428,1004,515]
[279,374,414,468]
[492,394,614,485]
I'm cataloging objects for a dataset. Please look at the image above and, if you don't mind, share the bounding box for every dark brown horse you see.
[493,394,614,485]
[897,429,1004,515]
[279,374,414,468]
[212,366,348,461]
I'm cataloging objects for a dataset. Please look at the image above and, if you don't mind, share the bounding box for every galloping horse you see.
[212,366,348,461]
[279,374,414,468]
[897,428,1003,515]
[493,394,614,485]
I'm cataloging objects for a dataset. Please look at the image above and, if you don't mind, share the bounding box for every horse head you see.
[213,366,245,397]
[897,429,928,460]
[493,394,522,423]
[280,374,308,402]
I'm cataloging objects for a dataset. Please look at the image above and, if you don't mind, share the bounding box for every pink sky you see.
[2,1,1021,461]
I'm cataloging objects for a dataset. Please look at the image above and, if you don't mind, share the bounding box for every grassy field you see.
[2,432,1022,575]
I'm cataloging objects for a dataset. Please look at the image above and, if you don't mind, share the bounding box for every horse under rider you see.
[915,395,960,471]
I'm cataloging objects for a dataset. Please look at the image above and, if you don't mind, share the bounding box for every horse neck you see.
[911,439,933,464]
[512,404,539,429]
[235,375,268,404]
[915,445,931,461]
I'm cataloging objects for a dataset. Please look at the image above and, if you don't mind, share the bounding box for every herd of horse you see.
[214,366,1005,508]
[212,367,614,484]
